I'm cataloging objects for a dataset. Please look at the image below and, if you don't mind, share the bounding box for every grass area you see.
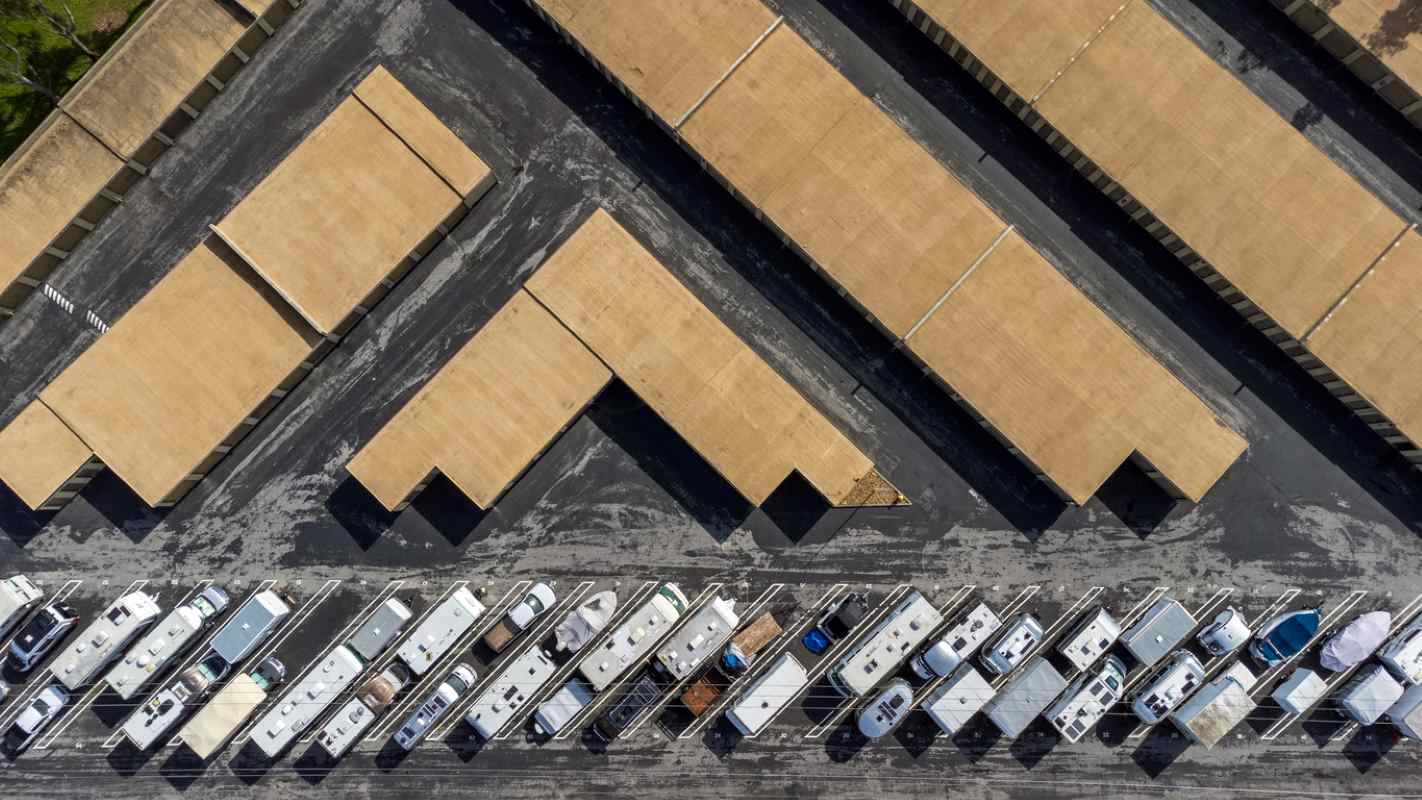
[0,0,151,161]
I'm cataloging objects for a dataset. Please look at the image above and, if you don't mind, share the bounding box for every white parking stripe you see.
[678,583,847,740]
[490,581,658,743]
[751,584,912,740]
[1191,587,1234,622]
[1248,589,1302,630]
[996,584,1042,621]
[1251,590,1367,698]
[553,583,723,741]
[991,585,1086,691]
[1116,586,1169,631]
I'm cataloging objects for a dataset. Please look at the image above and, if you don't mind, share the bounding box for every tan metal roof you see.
[0,402,93,510]
[526,209,877,506]
[346,290,611,512]
[530,0,1245,502]
[1324,0,1422,98]
[906,230,1246,503]
[37,241,322,507]
[212,67,482,335]
[60,0,248,157]
[1305,228,1422,448]
[0,114,122,300]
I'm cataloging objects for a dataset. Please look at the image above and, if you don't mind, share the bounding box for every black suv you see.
[6,604,79,673]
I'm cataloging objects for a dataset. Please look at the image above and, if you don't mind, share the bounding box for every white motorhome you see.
[827,591,943,697]
[911,602,1001,680]
[315,664,410,759]
[251,644,365,758]
[1046,655,1126,743]
[349,598,413,662]
[726,652,808,736]
[1056,607,1121,673]
[54,590,161,691]
[465,647,557,740]
[655,596,738,679]
[0,575,43,639]
[577,584,688,692]
[1121,599,1196,668]
[105,587,228,700]
[922,666,995,736]
[396,588,485,676]
[1131,650,1206,724]
[1380,617,1422,685]
[210,590,291,664]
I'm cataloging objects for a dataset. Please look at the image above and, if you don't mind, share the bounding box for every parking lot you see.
[5,0,1422,798]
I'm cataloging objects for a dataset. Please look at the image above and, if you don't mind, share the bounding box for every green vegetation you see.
[0,0,150,161]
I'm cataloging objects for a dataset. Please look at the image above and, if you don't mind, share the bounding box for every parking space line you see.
[224,579,344,746]
[0,580,94,734]
[1191,587,1234,622]
[622,583,785,738]
[432,580,595,740]
[367,581,531,744]
[491,581,658,743]
[1328,721,1359,743]
[553,582,723,741]
[1261,592,1422,740]
[996,584,1042,621]
[1248,588,1302,630]
[1251,590,1367,698]
[290,579,407,743]
[1116,586,1170,632]
[991,585,1088,691]
[757,584,912,740]
[807,584,975,739]
[103,579,278,750]
[678,583,847,740]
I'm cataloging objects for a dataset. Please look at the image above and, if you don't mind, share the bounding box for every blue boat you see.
[1249,609,1322,666]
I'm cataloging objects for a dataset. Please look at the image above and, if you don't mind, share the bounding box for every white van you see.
[1380,618,1422,685]
[1056,607,1121,673]
[0,576,43,639]
[210,590,291,664]
[54,590,162,691]
[396,588,485,677]
[727,652,808,737]
[922,666,995,736]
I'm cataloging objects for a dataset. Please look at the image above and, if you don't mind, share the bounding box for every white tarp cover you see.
[553,590,618,653]
[1321,611,1392,671]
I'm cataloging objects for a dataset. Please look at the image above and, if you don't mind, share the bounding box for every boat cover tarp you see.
[1321,611,1392,672]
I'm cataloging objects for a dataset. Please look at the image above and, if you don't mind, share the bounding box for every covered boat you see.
[1320,611,1392,672]
[552,590,618,653]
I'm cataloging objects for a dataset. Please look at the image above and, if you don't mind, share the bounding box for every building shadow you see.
[82,471,168,543]
[816,0,1422,533]
[584,381,754,543]
[0,484,52,544]
[1094,465,1179,539]
[454,0,1070,539]
[325,476,399,550]
[758,472,834,544]
[408,474,494,548]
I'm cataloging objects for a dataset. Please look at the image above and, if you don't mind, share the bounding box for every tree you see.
[29,0,97,59]
[0,36,60,104]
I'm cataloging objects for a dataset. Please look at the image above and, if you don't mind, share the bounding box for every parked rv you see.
[1196,607,1252,657]
[178,657,286,761]
[984,657,1067,739]
[121,652,229,750]
[827,591,943,697]
[726,652,808,737]
[577,584,688,692]
[1249,608,1321,667]
[106,587,229,700]
[1131,650,1206,724]
[1056,607,1120,673]
[911,601,1001,680]
[922,666,995,736]
[656,596,738,679]
[209,590,291,665]
[348,598,413,662]
[396,588,485,676]
[1273,667,1327,715]
[1170,663,1257,748]
[53,590,161,691]
[7,604,79,673]
[252,645,366,758]
[1121,598,1196,668]
[857,679,913,740]
[1381,617,1422,685]
[1339,664,1405,725]
[593,671,663,741]
[315,663,411,759]
[1,684,68,755]
[1046,655,1126,743]
[1388,683,1422,740]
[980,613,1043,677]
[393,663,476,751]
[484,583,555,654]
[465,647,556,741]
[0,575,43,640]
[533,678,595,736]
[802,593,868,655]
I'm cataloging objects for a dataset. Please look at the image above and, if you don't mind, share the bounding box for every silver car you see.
[980,614,1044,676]
[2,684,68,754]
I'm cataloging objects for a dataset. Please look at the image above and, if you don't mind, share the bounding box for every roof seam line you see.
[1029,0,1137,105]
[56,106,127,164]
[350,91,466,202]
[206,224,327,338]
[36,396,98,456]
[1301,221,1415,343]
[901,224,1014,342]
[673,15,784,130]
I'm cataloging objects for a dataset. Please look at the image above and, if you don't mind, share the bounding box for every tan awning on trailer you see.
[212,66,488,336]
[906,230,1246,503]
[1317,0,1422,103]
[37,241,323,507]
[529,0,1246,503]
[60,0,248,157]
[346,290,612,512]
[0,115,122,303]
[349,209,895,511]
[0,402,94,511]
